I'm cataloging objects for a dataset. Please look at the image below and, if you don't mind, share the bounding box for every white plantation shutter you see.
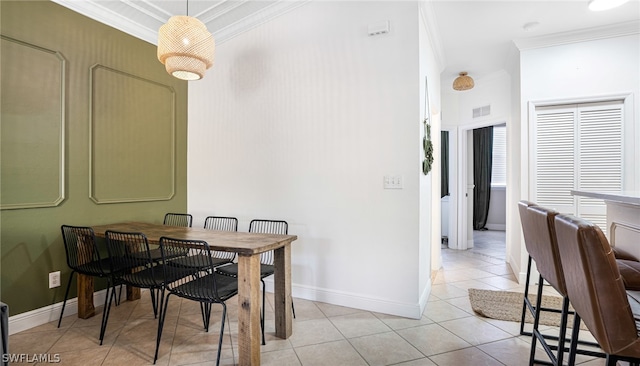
[533,106,576,213]
[575,103,623,232]
[491,125,506,186]
[533,101,623,234]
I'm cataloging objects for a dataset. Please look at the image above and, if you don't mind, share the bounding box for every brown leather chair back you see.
[518,200,566,295]
[554,214,638,356]
[517,200,538,255]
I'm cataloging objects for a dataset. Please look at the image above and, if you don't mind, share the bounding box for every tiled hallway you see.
[9,230,604,365]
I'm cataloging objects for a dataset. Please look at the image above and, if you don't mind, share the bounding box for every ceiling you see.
[53,0,640,87]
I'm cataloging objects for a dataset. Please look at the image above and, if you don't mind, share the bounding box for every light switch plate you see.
[383,175,403,189]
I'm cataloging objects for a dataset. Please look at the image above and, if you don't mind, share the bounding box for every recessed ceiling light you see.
[523,22,540,32]
[588,0,630,11]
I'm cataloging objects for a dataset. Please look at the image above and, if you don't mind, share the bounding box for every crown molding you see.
[419,1,446,73]
[52,0,159,44]
[53,0,310,46]
[214,0,310,44]
[514,20,640,51]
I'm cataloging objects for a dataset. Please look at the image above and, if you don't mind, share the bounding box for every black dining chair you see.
[143,213,194,264]
[163,213,193,227]
[155,237,239,365]
[167,216,238,271]
[215,219,293,345]
[166,216,238,330]
[102,230,195,348]
[58,225,125,329]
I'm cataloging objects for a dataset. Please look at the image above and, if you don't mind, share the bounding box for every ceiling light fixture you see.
[588,0,629,11]
[453,72,474,91]
[157,1,215,81]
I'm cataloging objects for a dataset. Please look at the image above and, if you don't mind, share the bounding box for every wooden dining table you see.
[83,221,297,365]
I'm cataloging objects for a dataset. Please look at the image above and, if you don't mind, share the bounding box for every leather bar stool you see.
[554,214,640,366]
[519,201,640,365]
[519,201,640,337]
[518,201,573,366]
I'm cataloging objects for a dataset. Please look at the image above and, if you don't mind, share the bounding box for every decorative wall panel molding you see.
[0,36,66,210]
[89,64,175,204]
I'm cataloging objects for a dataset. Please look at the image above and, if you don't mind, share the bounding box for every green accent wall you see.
[0,1,188,316]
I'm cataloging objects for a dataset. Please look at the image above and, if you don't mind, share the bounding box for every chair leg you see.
[292,299,296,319]
[99,280,116,345]
[154,291,170,364]
[57,270,75,328]
[520,255,533,335]
[261,279,266,346]
[150,289,158,318]
[568,314,580,366]
[555,296,570,366]
[216,303,227,366]
[116,283,123,306]
[529,274,546,366]
[199,302,206,330]
[203,303,212,332]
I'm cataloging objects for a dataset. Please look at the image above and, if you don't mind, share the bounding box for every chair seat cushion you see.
[120,265,195,288]
[77,258,132,276]
[614,247,640,262]
[618,260,640,291]
[170,273,238,302]
[216,263,274,278]
[169,254,232,270]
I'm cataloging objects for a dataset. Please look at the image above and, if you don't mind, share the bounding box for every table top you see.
[91,221,297,255]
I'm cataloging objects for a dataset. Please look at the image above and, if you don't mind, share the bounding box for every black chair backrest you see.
[61,225,107,275]
[204,216,238,261]
[204,216,238,231]
[159,237,226,300]
[163,213,193,227]
[249,219,288,265]
[104,230,157,287]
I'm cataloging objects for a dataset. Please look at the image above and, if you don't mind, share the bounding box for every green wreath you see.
[422,118,434,175]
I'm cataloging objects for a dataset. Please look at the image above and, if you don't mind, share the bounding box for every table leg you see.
[237,254,261,366]
[126,286,140,301]
[273,243,292,339]
[77,274,95,319]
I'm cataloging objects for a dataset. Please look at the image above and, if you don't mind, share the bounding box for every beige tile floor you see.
[9,230,610,365]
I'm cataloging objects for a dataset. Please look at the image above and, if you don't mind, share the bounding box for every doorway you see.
[441,121,506,258]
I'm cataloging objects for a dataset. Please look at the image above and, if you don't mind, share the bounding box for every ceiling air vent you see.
[473,105,491,118]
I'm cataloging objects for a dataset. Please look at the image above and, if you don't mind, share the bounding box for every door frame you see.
[454,119,507,250]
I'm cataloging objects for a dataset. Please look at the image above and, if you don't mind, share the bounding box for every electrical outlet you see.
[49,271,61,288]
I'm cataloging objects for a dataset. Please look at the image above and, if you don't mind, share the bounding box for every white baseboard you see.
[12,281,430,335]
[264,281,426,320]
[8,289,108,335]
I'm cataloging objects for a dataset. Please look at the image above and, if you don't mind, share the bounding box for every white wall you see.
[486,187,506,230]
[188,1,435,318]
[418,5,442,310]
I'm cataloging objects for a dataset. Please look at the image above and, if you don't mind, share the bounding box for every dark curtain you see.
[441,131,449,198]
[473,126,493,230]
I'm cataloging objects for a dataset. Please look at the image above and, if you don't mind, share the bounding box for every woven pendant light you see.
[452,72,474,91]
[158,15,215,81]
